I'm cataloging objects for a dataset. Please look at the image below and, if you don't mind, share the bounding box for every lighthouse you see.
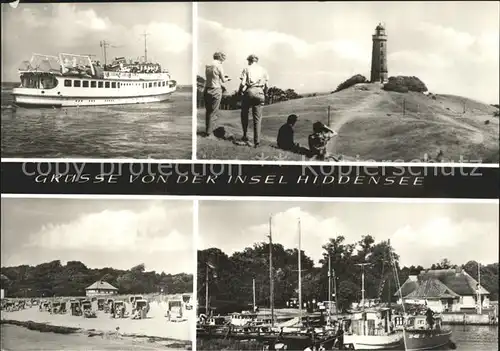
[370,23,388,83]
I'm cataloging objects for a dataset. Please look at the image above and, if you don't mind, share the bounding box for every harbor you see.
[196,201,499,350]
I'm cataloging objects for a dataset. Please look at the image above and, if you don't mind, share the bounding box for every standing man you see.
[204,52,230,137]
[238,54,269,147]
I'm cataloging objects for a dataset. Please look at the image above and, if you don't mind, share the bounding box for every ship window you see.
[98,81,103,88]
[105,82,110,88]
[74,80,81,87]
[149,82,152,88]
[82,81,89,88]
[64,80,72,87]
[154,82,157,87]
[91,81,96,88]
[381,42,384,48]
[112,82,116,88]
[117,82,120,88]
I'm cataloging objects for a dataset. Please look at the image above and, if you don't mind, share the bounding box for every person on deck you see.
[277,114,300,152]
[204,52,231,138]
[425,307,435,329]
[308,122,338,160]
[238,54,269,148]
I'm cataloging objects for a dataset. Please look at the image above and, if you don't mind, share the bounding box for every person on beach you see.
[308,121,338,160]
[204,52,231,138]
[238,54,269,148]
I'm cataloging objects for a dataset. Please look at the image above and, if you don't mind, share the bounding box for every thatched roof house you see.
[395,268,490,312]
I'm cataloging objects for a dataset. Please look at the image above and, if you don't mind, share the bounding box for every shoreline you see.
[1,319,191,349]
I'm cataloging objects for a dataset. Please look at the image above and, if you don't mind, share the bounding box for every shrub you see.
[383,76,428,93]
[494,110,499,118]
[334,74,367,93]
[485,120,490,125]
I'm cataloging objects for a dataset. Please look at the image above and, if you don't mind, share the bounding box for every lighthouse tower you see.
[370,23,388,83]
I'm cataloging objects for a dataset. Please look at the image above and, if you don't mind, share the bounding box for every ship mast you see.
[298,218,302,322]
[478,262,482,314]
[268,216,274,327]
[328,252,332,325]
[142,32,150,63]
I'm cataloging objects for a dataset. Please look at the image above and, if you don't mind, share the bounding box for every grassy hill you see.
[197,83,499,162]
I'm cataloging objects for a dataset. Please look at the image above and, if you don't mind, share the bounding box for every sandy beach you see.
[1,301,193,343]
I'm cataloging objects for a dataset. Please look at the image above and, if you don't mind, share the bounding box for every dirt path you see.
[329,90,384,132]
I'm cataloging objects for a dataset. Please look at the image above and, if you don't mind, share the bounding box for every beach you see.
[1,299,194,350]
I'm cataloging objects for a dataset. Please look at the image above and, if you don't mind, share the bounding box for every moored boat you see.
[403,314,453,351]
[343,308,404,350]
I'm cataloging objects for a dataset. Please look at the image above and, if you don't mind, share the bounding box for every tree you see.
[1,260,192,298]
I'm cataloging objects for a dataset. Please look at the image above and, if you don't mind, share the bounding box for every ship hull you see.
[343,333,404,350]
[404,329,452,351]
[12,74,177,107]
[12,91,174,108]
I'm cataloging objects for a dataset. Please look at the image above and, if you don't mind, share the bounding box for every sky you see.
[199,200,499,268]
[1,3,192,84]
[198,2,499,103]
[1,198,193,274]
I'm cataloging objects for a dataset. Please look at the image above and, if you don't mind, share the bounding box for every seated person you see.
[277,114,300,151]
[308,122,338,160]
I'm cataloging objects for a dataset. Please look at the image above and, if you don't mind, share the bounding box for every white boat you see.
[343,308,404,350]
[12,52,177,107]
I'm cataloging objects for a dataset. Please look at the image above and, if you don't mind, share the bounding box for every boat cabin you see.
[406,314,443,331]
[207,316,227,326]
[347,308,394,336]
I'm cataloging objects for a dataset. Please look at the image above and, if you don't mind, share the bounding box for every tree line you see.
[1,261,193,298]
[198,235,498,313]
[196,75,302,110]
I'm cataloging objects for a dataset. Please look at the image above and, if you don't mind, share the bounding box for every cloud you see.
[240,207,347,266]
[198,16,498,102]
[198,18,370,93]
[227,209,498,269]
[26,205,192,253]
[3,4,192,83]
[390,217,498,267]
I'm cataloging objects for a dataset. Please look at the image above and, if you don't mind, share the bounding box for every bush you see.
[494,110,499,118]
[383,76,428,93]
[334,74,367,93]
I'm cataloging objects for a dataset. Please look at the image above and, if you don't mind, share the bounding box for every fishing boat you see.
[343,308,404,350]
[403,314,453,351]
[12,43,177,107]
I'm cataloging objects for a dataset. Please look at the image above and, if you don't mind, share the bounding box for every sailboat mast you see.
[253,278,256,311]
[205,264,209,316]
[387,240,391,310]
[298,218,302,321]
[478,262,482,314]
[361,264,365,308]
[269,216,274,327]
[328,252,332,323]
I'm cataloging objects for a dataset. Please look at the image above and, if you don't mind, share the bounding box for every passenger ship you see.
[12,52,177,107]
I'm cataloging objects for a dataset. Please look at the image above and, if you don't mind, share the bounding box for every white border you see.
[192,198,199,351]
[1,193,498,204]
[1,157,499,168]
